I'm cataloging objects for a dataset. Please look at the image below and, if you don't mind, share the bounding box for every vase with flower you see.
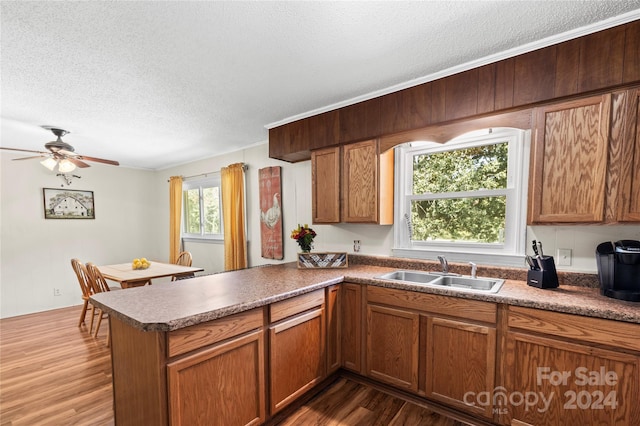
[290,224,316,253]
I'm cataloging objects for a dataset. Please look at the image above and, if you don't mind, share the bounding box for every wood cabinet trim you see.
[507,306,640,352]
[167,307,264,357]
[269,289,324,323]
[270,23,640,163]
[366,285,497,324]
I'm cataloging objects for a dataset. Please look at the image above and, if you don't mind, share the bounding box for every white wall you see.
[0,151,161,318]
[2,143,638,318]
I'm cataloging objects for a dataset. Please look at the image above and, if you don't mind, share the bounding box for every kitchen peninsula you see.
[91,256,640,426]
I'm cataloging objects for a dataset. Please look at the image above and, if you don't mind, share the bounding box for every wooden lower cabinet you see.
[425,316,496,419]
[503,332,639,425]
[341,283,362,373]
[269,307,326,414]
[366,304,420,391]
[167,330,265,426]
[501,306,640,425]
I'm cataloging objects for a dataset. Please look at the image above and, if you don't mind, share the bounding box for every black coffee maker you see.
[595,240,640,302]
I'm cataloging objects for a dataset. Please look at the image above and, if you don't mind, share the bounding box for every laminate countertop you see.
[91,258,640,332]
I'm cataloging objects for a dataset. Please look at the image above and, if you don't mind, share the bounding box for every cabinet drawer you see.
[508,306,640,352]
[366,286,497,324]
[270,289,324,323]
[167,308,264,357]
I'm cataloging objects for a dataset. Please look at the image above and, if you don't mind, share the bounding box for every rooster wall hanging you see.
[259,166,283,259]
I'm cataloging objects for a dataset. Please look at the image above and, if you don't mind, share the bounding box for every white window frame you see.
[182,175,224,242]
[393,128,530,267]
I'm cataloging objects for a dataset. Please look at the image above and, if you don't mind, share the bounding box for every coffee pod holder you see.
[527,256,559,289]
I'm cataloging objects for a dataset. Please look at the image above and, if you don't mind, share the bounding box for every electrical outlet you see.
[557,249,572,266]
[53,288,62,296]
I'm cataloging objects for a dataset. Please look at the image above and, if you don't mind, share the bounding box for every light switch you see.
[557,248,572,266]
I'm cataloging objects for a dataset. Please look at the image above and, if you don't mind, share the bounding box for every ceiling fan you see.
[0,126,120,172]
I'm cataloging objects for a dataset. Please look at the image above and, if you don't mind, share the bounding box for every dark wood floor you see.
[0,306,476,426]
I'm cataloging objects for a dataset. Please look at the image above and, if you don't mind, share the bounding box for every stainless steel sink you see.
[377,270,442,284]
[376,270,504,293]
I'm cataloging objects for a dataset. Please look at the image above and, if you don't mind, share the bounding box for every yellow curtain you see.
[169,176,183,264]
[221,163,247,271]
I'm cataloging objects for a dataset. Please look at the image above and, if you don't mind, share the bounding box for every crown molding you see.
[266,10,640,129]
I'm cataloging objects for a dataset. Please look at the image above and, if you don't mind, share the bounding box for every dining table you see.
[97,261,204,289]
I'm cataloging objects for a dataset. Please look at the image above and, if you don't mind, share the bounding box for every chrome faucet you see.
[469,262,477,279]
[437,256,449,274]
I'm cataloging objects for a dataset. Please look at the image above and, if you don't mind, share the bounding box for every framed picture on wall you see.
[259,166,283,259]
[43,188,95,219]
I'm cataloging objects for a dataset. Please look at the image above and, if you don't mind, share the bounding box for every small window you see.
[394,128,530,265]
[182,176,223,240]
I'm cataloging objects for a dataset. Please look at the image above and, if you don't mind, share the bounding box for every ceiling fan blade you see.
[13,155,48,161]
[76,155,120,166]
[66,157,91,168]
[1,147,49,155]
[58,149,119,166]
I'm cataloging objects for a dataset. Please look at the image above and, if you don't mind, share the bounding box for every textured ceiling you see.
[1,1,639,170]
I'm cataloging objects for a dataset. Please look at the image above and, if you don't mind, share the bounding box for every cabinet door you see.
[504,332,640,426]
[342,140,379,223]
[366,304,419,391]
[425,317,496,419]
[529,94,611,223]
[618,87,640,221]
[311,146,340,223]
[269,308,325,414]
[167,330,265,426]
[341,283,362,373]
[326,285,341,374]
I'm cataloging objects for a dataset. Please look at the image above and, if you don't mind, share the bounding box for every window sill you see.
[183,237,224,244]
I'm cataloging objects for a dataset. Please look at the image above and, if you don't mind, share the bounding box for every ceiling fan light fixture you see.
[58,159,76,173]
[40,157,57,171]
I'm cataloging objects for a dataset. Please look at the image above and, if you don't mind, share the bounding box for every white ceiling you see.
[2,1,639,170]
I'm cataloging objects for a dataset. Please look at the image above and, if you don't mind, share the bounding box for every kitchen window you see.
[182,175,223,241]
[393,128,530,266]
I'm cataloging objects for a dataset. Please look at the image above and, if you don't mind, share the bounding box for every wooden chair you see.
[86,262,120,345]
[71,258,97,333]
[172,251,195,281]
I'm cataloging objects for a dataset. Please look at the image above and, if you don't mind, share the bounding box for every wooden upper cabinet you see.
[311,146,341,224]
[342,140,393,224]
[528,94,612,223]
[339,97,382,143]
[618,87,640,221]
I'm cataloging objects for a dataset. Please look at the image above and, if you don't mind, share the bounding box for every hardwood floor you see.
[0,306,113,426]
[275,377,471,426]
[1,306,480,426]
